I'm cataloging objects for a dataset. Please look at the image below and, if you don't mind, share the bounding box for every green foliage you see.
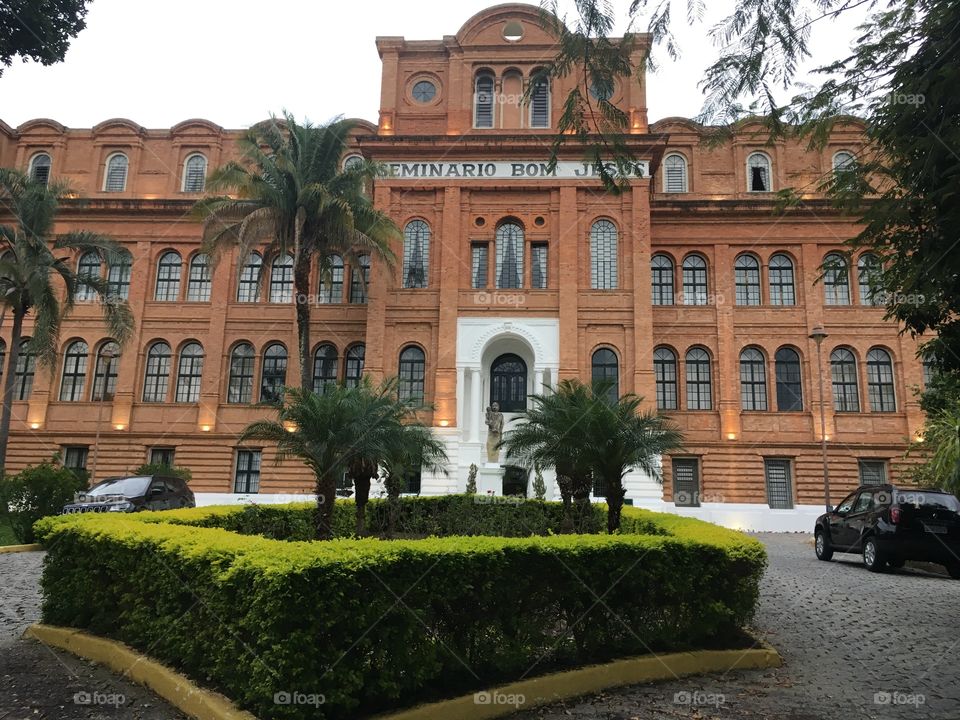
[0,460,86,543]
[907,398,960,495]
[0,514,16,545]
[36,502,764,719]
[130,463,192,482]
[0,0,91,77]
[533,467,547,500]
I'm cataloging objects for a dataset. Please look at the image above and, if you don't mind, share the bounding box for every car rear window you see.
[895,491,960,513]
[88,476,152,497]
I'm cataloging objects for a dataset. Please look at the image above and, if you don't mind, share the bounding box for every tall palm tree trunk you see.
[314,471,339,540]
[294,255,313,391]
[606,480,626,534]
[354,473,371,536]
[0,310,25,475]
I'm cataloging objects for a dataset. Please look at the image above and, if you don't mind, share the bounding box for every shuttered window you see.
[104,153,128,192]
[673,459,700,507]
[858,460,887,486]
[764,459,794,509]
[182,154,207,192]
[663,154,687,192]
[530,75,550,128]
[474,73,495,128]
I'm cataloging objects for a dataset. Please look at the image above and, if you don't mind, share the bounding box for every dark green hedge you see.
[35,501,765,719]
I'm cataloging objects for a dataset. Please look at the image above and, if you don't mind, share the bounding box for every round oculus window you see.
[412,80,437,103]
[503,21,524,42]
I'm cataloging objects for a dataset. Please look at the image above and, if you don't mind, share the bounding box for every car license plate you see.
[924,524,947,534]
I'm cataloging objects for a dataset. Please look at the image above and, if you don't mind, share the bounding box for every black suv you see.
[814,484,960,577]
[62,475,195,514]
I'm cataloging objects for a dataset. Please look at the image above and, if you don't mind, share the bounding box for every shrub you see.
[0,460,87,543]
[130,462,192,482]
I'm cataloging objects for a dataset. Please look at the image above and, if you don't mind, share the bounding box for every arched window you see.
[187,253,212,302]
[155,251,182,301]
[260,344,287,403]
[91,341,120,401]
[830,348,860,412]
[182,154,207,192]
[685,348,712,410]
[858,253,883,306]
[344,344,365,388]
[739,347,767,410]
[923,355,938,386]
[143,342,172,402]
[104,153,128,192]
[237,252,262,302]
[734,254,761,305]
[59,340,89,402]
[866,348,896,412]
[769,254,795,305]
[591,348,619,401]
[832,150,855,174]
[319,254,344,303]
[653,347,678,410]
[663,153,688,193]
[349,255,371,304]
[14,339,35,400]
[529,72,550,128]
[774,347,803,411]
[474,72,495,128]
[312,344,338,394]
[402,220,430,288]
[682,254,708,305]
[227,343,255,404]
[175,342,204,403]
[29,153,51,185]
[496,222,524,289]
[823,253,850,305]
[491,353,527,412]
[398,346,426,404]
[76,251,101,302]
[106,250,132,300]
[747,152,771,192]
[651,254,674,305]
[269,254,294,303]
[590,219,618,290]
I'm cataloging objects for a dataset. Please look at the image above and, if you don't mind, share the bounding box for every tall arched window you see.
[155,251,182,301]
[29,153,51,185]
[653,347,678,410]
[474,72,495,128]
[227,343,254,403]
[312,344,338,394]
[496,222,524,289]
[106,250,132,300]
[104,153,128,192]
[769,253,796,305]
[344,344,365,388]
[237,253,262,302]
[14,339,35,400]
[685,348,712,410]
[491,353,527,412]
[76,251,101,302]
[739,347,767,410]
[143,342,172,402]
[175,342,204,403]
[402,220,430,288]
[830,348,860,412]
[682,254,708,305]
[349,255,371,304]
[269,254,294,303]
[398,346,426,404]
[590,219,618,289]
[186,253,212,302]
[832,150,855,174]
[529,72,550,128]
[59,341,89,402]
[651,254,674,305]
[866,348,896,412]
[663,153,688,193]
[591,348,619,401]
[747,152,771,192]
[734,254,761,305]
[91,341,120,401]
[182,154,207,192]
[319,254,344,303]
[823,253,850,305]
[858,253,883,306]
[260,344,287,403]
[774,347,803,411]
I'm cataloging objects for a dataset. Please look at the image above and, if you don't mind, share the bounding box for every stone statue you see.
[484,402,504,463]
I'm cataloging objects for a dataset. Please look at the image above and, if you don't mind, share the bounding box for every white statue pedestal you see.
[478,465,503,495]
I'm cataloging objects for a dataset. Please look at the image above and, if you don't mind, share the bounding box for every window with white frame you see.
[747,152,771,192]
[29,153,52,185]
[182,154,207,192]
[104,153,128,192]
[662,154,688,193]
[474,72,495,128]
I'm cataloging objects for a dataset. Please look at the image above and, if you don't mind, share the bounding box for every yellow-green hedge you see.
[35,500,765,719]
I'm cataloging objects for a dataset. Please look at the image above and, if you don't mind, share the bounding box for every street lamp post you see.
[90,348,117,483]
[809,325,831,511]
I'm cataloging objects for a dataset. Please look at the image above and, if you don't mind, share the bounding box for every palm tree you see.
[195,112,399,390]
[0,169,133,473]
[380,422,449,536]
[909,400,960,494]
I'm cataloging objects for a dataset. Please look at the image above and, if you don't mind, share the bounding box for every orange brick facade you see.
[0,5,924,525]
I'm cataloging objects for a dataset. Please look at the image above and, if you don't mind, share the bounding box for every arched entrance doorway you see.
[490,353,527,412]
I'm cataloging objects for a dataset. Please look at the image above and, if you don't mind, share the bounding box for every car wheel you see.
[862,537,886,572]
[946,562,960,580]
[815,529,833,561]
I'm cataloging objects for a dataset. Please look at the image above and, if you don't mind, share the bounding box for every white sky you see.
[0,0,868,130]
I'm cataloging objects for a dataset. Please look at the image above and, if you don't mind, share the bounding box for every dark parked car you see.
[814,484,960,577]
[62,475,195,514]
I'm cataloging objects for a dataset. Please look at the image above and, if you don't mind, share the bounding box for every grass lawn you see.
[0,516,18,546]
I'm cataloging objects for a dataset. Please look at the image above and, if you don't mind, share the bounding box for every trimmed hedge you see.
[35,499,765,719]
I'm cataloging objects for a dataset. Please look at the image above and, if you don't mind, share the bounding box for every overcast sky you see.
[0,0,867,130]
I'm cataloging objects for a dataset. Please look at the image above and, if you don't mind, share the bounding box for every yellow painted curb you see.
[372,644,782,720]
[0,543,42,553]
[24,624,257,720]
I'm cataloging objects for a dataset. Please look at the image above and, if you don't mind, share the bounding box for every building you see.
[0,4,925,530]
